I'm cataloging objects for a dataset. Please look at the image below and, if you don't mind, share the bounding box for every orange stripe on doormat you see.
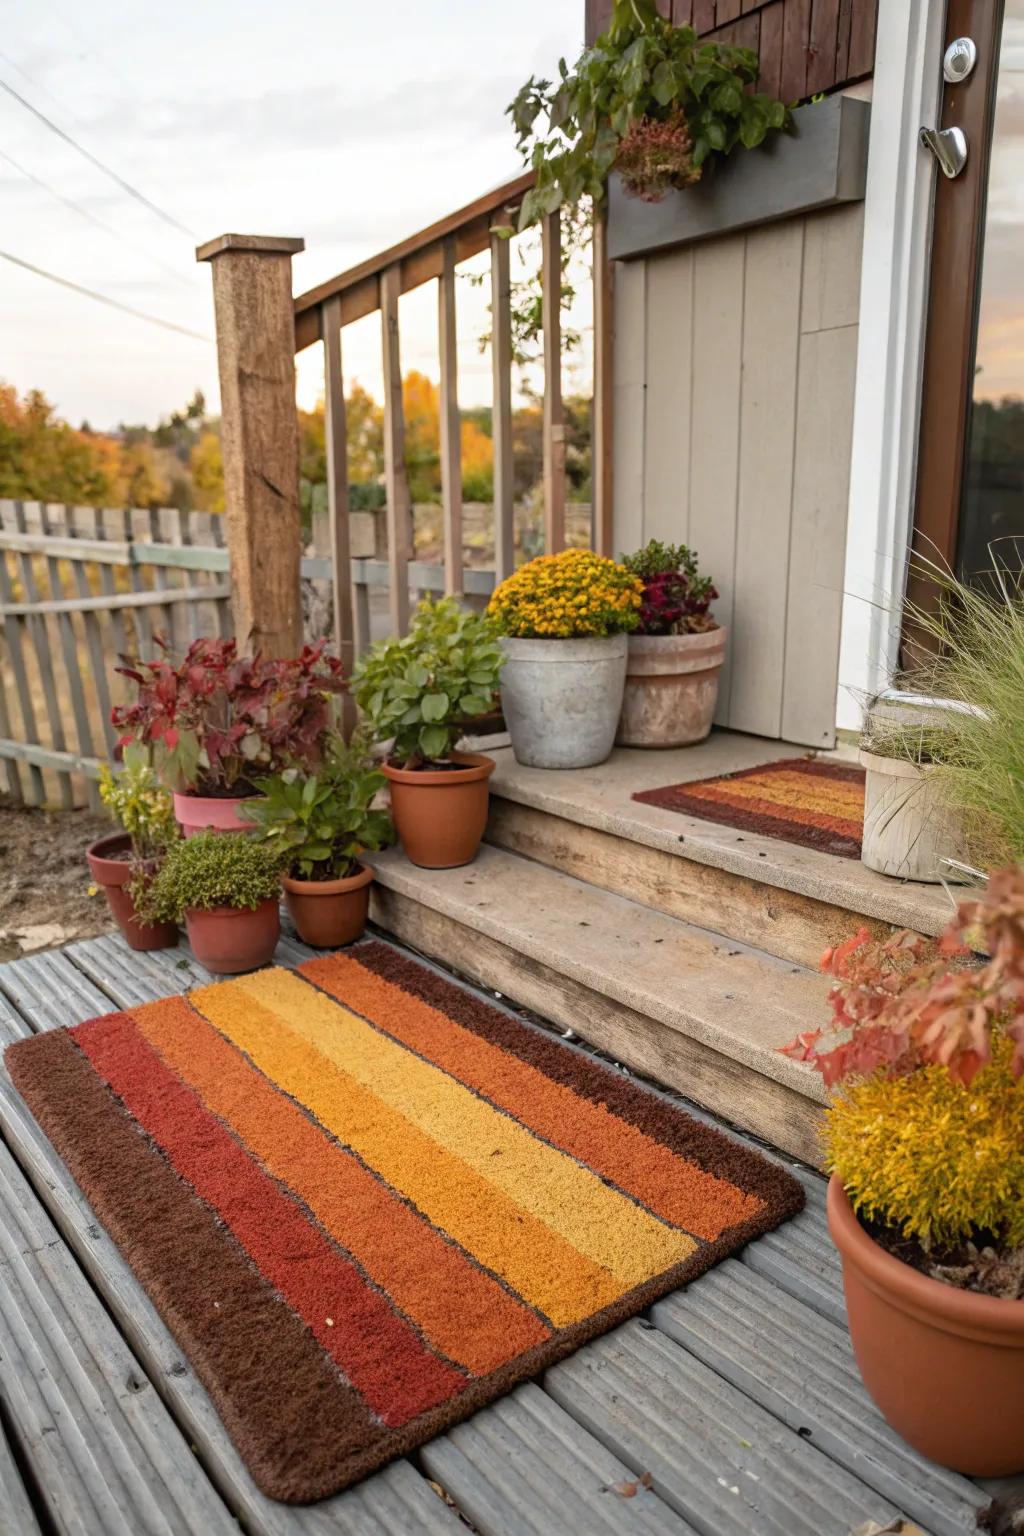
[300,950,762,1242]
[681,782,863,838]
[132,993,550,1374]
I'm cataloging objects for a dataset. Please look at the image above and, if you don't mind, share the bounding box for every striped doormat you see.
[634,757,866,859]
[5,941,803,1503]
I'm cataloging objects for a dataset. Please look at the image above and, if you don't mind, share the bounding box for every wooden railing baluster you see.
[542,210,567,555]
[0,508,45,803]
[438,237,463,597]
[490,221,515,584]
[122,508,154,657]
[13,502,73,808]
[69,507,116,757]
[93,509,128,660]
[381,263,411,635]
[38,503,100,810]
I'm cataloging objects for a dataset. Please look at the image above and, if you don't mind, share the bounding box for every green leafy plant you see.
[98,744,176,861]
[508,0,789,227]
[242,735,392,880]
[352,598,505,767]
[140,831,284,921]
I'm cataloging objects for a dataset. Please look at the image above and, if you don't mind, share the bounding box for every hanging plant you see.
[508,0,790,225]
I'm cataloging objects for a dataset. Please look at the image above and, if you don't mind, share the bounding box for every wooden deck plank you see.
[652,1259,984,1536]
[0,942,462,1536]
[420,1381,697,1536]
[741,1202,847,1328]
[0,1137,237,1536]
[544,1320,901,1535]
[0,1415,42,1536]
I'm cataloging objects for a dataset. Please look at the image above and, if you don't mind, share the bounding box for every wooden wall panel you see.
[643,251,694,545]
[611,261,647,557]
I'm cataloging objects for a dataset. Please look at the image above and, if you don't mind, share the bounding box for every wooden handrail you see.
[293,170,535,352]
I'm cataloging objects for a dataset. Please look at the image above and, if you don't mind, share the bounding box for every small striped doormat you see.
[634,757,866,859]
[5,941,803,1503]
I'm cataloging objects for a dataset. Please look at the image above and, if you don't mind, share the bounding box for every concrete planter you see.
[500,634,628,769]
[617,627,727,748]
[859,749,971,884]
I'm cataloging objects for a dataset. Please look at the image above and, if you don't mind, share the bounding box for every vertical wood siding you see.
[612,201,863,747]
[584,0,878,98]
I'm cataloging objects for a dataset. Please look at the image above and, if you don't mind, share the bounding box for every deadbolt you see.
[943,36,977,83]
[920,125,969,178]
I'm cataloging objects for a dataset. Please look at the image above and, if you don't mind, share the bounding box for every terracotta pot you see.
[173,791,262,838]
[828,1177,1024,1475]
[184,898,280,975]
[382,752,494,869]
[86,832,178,952]
[282,863,373,948]
[616,627,727,748]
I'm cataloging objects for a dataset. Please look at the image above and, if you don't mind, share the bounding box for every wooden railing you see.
[290,173,614,663]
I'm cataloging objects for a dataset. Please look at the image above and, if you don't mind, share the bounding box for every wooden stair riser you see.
[370,884,825,1165]
[486,797,897,969]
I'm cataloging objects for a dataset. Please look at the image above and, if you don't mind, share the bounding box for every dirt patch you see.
[0,798,115,961]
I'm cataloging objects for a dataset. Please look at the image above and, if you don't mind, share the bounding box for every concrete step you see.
[483,739,954,969]
[368,843,829,1164]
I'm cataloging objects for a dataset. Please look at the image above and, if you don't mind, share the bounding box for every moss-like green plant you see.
[826,1035,1024,1250]
[142,832,283,921]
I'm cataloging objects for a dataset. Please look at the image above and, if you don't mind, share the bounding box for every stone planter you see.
[828,1178,1024,1475]
[859,749,970,884]
[500,635,628,770]
[617,627,727,748]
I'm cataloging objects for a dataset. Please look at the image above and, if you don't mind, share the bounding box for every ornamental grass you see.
[488,549,643,639]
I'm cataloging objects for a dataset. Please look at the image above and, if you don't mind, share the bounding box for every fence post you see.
[197,233,305,657]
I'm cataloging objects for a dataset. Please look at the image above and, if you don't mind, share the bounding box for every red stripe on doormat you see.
[74,1009,468,1425]
[300,951,762,1241]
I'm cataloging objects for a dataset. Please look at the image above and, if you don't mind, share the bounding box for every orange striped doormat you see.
[5,941,803,1503]
[635,757,866,859]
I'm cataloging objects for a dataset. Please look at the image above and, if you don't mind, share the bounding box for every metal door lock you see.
[943,36,978,83]
[919,125,969,178]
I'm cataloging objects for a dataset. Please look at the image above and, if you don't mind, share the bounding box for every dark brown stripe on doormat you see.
[351,941,805,1212]
[633,787,863,858]
[5,1027,378,1504]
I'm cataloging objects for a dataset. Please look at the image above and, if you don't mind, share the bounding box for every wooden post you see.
[541,211,566,555]
[196,233,304,657]
[380,263,412,635]
[490,220,515,584]
[592,205,615,557]
[438,237,463,597]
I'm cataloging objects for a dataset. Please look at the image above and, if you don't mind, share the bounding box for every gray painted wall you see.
[612,200,864,748]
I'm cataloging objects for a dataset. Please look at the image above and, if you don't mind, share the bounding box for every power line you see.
[0,148,195,288]
[0,77,197,239]
[0,248,212,342]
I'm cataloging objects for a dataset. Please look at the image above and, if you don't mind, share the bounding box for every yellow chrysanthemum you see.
[488,549,643,639]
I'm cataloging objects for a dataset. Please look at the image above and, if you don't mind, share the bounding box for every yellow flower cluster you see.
[488,548,643,639]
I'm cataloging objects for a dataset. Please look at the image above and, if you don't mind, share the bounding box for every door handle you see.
[919,125,969,178]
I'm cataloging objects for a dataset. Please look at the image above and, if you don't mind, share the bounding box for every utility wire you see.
[0,248,212,342]
[0,78,197,238]
[0,148,195,288]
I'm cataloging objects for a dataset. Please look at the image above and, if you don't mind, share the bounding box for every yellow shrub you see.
[825,1034,1024,1249]
[488,549,643,639]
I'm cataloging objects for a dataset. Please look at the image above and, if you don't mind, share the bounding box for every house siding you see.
[611,199,863,748]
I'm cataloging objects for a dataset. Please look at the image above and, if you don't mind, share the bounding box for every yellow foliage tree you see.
[190,431,226,514]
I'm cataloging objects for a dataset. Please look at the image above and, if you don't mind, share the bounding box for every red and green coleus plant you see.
[621,539,718,636]
[111,636,346,797]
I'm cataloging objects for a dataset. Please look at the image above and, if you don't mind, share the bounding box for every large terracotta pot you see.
[499,635,628,769]
[184,898,280,975]
[86,833,178,952]
[617,627,727,748]
[828,1178,1024,1475]
[282,863,373,949]
[382,752,494,869]
[173,791,261,838]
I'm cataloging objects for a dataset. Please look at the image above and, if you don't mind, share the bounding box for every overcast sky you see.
[0,0,581,429]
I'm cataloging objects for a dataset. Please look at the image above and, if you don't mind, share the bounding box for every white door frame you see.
[835,0,949,733]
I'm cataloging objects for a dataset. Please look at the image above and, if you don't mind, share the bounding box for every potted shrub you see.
[507,0,789,227]
[616,539,725,748]
[859,691,974,883]
[87,744,179,951]
[141,831,284,974]
[242,735,392,948]
[352,597,504,869]
[783,872,1024,1476]
[488,548,642,769]
[111,636,345,836]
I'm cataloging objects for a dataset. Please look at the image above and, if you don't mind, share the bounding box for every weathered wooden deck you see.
[0,929,1008,1536]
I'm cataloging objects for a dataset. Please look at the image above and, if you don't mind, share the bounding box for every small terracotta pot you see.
[184,898,280,975]
[173,791,262,838]
[382,752,494,869]
[282,863,373,949]
[828,1177,1024,1475]
[86,833,178,952]
[616,627,727,748]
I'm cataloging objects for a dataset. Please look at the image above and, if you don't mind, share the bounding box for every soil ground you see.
[0,799,115,962]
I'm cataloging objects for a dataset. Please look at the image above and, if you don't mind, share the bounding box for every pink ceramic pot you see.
[173,791,262,838]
